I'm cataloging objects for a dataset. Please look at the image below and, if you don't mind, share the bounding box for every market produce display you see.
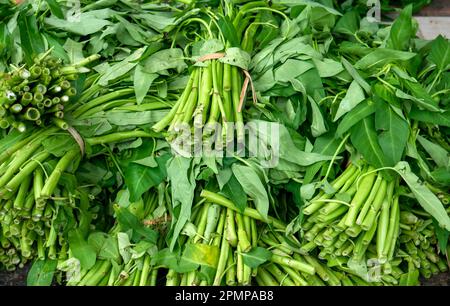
[0,0,449,286]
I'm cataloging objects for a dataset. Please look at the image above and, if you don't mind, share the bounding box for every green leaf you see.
[341,58,371,94]
[182,243,219,268]
[152,248,198,273]
[115,15,147,45]
[68,229,97,270]
[334,11,359,35]
[195,39,224,59]
[387,5,413,51]
[88,232,120,262]
[336,99,376,137]
[133,156,158,168]
[334,81,366,121]
[63,38,85,64]
[350,116,385,168]
[347,257,369,281]
[399,80,440,112]
[18,13,45,65]
[105,110,168,126]
[143,48,187,74]
[199,265,216,284]
[375,103,409,166]
[417,135,449,168]
[304,133,343,183]
[218,15,240,48]
[134,65,158,105]
[428,35,450,71]
[27,259,57,286]
[274,59,314,83]
[272,0,342,15]
[355,49,416,70]
[430,168,450,185]
[45,14,112,36]
[98,47,146,86]
[221,174,247,212]
[167,156,197,250]
[232,163,269,220]
[45,0,64,19]
[219,47,251,70]
[125,153,170,202]
[409,108,450,127]
[216,166,233,190]
[296,68,325,103]
[309,97,328,137]
[44,34,70,62]
[395,161,450,231]
[255,11,280,49]
[432,218,449,254]
[0,130,27,153]
[373,82,401,107]
[114,189,130,208]
[399,267,420,286]
[250,121,333,166]
[41,135,76,157]
[116,207,158,244]
[312,58,344,78]
[138,12,176,32]
[117,232,132,264]
[242,247,272,268]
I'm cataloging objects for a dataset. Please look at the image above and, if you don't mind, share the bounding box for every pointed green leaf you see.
[409,108,450,127]
[336,99,376,137]
[27,259,57,286]
[182,243,220,268]
[232,163,269,219]
[395,161,450,231]
[242,247,273,268]
[218,15,240,47]
[350,116,385,168]
[417,135,449,168]
[125,153,170,202]
[116,207,158,244]
[334,81,366,121]
[221,174,247,212]
[167,157,197,250]
[387,5,414,51]
[18,13,45,65]
[429,35,450,71]
[375,103,409,166]
[68,229,97,270]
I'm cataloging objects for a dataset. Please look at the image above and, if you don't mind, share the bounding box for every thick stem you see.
[356,174,383,225]
[213,229,231,285]
[86,131,157,146]
[361,180,389,230]
[181,69,200,124]
[200,190,285,229]
[344,167,377,227]
[235,212,251,252]
[199,64,213,124]
[39,148,79,200]
[72,88,134,117]
[225,208,238,247]
[270,254,315,275]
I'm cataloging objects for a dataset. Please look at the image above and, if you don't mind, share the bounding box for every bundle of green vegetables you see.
[0,57,177,271]
[0,53,98,132]
[64,185,170,286]
[153,1,284,145]
[0,0,449,288]
[298,161,450,283]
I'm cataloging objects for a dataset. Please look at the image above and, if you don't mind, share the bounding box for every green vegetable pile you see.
[0,0,449,286]
[0,52,98,131]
